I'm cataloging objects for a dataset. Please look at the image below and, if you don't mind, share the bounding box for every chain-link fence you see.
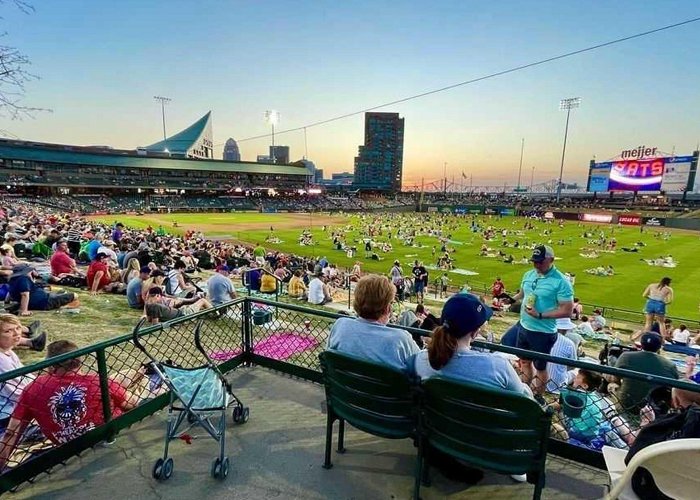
[0,299,246,492]
[2,297,699,491]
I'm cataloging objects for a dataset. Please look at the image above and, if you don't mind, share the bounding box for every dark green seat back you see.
[421,377,551,475]
[319,350,416,439]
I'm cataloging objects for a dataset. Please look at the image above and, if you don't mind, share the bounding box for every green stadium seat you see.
[318,351,418,470]
[416,377,552,500]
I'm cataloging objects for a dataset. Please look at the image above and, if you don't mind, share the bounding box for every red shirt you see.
[492,281,504,297]
[12,372,126,444]
[87,261,111,290]
[50,250,75,276]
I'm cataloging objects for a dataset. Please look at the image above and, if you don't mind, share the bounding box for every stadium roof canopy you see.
[0,140,308,176]
[143,111,212,158]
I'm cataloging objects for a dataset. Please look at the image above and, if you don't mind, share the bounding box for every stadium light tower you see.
[556,97,581,203]
[153,96,172,142]
[265,110,280,164]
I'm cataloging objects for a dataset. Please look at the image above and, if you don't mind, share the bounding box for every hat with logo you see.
[440,294,493,339]
[530,245,555,262]
[640,332,663,352]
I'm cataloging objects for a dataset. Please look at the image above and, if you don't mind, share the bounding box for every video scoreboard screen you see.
[587,155,694,193]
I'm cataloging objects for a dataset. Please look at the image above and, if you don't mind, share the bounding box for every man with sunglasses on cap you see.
[508,245,574,396]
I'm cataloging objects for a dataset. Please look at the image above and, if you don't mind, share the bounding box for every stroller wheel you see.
[152,458,164,480]
[162,457,174,480]
[220,457,230,479]
[232,406,250,424]
[211,457,222,479]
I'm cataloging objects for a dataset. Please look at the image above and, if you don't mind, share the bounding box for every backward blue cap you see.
[440,293,493,338]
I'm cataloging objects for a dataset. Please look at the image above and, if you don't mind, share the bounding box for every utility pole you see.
[153,96,171,142]
[517,137,525,189]
[556,97,581,203]
[265,110,279,164]
[443,162,447,195]
[303,127,308,159]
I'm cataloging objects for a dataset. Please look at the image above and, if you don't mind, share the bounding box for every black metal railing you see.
[1,296,698,492]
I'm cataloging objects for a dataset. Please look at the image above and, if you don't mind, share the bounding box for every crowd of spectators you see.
[0,195,696,493]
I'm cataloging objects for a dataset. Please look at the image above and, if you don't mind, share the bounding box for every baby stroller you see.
[132,318,250,481]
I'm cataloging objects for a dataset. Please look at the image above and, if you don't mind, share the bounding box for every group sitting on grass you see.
[0,199,360,329]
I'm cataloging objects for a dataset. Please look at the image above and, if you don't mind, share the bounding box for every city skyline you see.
[0,1,698,187]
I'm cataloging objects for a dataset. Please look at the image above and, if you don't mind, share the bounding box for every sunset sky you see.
[1,0,699,188]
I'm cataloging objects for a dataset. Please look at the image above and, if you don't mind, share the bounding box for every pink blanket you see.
[210,332,318,361]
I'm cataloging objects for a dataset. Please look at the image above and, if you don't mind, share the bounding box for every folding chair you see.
[603,438,700,499]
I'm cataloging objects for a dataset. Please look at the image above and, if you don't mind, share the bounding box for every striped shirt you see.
[546,334,577,393]
[66,227,82,242]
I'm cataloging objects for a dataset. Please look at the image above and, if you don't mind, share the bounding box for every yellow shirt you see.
[260,273,277,293]
[288,276,307,297]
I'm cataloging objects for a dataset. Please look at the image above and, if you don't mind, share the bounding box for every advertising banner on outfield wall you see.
[557,212,581,221]
[617,215,641,225]
[497,207,516,216]
[579,213,614,223]
[642,217,665,227]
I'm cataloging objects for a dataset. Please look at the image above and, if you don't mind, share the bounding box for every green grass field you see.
[92,212,700,319]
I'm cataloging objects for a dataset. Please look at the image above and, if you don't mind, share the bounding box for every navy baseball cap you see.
[441,294,493,338]
[531,245,555,262]
[139,266,151,274]
[640,332,663,352]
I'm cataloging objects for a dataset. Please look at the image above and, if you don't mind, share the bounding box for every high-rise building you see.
[270,145,290,164]
[314,168,324,184]
[353,112,404,191]
[223,138,241,161]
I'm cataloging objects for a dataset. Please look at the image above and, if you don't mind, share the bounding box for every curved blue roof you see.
[144,111,211,155]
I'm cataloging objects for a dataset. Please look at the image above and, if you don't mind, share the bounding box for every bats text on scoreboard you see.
[612,159,664,177]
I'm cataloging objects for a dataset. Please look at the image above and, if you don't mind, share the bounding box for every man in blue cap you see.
[508,245,574,395]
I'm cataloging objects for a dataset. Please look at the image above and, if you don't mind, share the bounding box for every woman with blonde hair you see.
[327,274,418,371]
[122,257,141,285]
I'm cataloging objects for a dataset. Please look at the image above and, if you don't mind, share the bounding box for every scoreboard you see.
[587,154,696,193]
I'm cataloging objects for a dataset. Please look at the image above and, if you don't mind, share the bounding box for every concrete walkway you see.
[10,368,608,500]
